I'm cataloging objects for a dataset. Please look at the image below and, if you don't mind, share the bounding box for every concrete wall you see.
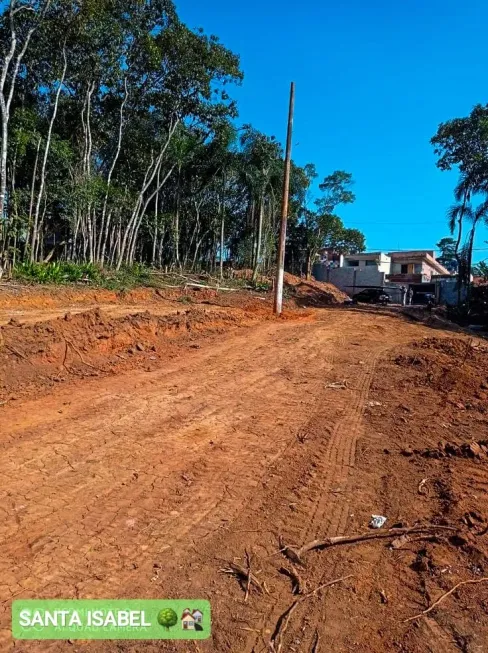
[437,279,466,306]
[313,263,385,296]
[377,255,392,274]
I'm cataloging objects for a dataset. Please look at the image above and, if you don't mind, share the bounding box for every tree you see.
[0,0,52,269]
[436,237,458,272]
[473,260,488,281]
[336,228,365,254]
[157,608,178,631]
[316,170,356,214]
[285,168,363,277]
[0,1,363,278]
[432,105,488,305]
[238,126,282,281]
[431,105,488,189]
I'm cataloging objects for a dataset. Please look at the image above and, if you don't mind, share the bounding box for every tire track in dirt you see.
[290,348,389,653]
[247,345,385,653]
[299,348,383,544]
[281,336,464,653]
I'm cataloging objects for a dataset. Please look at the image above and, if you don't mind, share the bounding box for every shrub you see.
[14,261,101,284]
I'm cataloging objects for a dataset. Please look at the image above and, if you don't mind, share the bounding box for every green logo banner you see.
[12,599,211,640]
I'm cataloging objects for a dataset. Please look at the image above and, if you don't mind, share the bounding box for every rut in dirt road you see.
[299,348,385,542]
[246,345,386,653]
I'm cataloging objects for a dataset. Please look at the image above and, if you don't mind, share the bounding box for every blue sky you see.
[176,0,488,263]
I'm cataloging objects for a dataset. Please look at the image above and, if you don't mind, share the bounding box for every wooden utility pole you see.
[274,82,295,315]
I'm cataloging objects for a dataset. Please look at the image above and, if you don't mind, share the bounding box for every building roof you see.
[343,252,387,259]
[388,251,450,275]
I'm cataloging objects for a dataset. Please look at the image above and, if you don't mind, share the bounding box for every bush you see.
[98,264,152,290]
[14,261,101,284]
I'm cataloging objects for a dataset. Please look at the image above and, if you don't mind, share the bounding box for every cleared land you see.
[1,283,488,652]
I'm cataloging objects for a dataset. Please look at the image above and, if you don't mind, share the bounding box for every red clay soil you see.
[0,302,313,402]
[1,297,488,652]
[283,271,350,305]
[0,272,346,324]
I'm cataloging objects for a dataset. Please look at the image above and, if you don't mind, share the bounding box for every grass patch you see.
[11,263,276,294]
[12,262,155,290]
[14,261,101,284]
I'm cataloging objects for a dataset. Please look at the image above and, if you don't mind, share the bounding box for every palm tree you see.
[464,198,488,304]
[447,173,475,305]
[450,191,488,306]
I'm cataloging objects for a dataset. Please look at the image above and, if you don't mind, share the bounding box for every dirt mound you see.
[0,308,250,401]
[283,272,349,305]
[414,336,486,358]
[0,303,313,402]
[402,440,488,459]
[393,336,488,403]
[0,284,160,310]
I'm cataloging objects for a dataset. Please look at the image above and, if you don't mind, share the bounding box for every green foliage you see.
[432,105,488,306]
[14,262,101,284]
[436,237,458,272]
[0,0,363,281]
[253,281,271,292]
[337,228,366,254]
[97,265,152,290]
[12,262,159,290]
[316,170,356,214]
[177,295,194,304]
[431,105,488,188]
[473,260,488,280]
[286,169,364,276]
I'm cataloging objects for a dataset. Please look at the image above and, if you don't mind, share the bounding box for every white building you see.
[342,252,391,274]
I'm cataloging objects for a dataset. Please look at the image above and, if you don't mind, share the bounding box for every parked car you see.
[352,288,391,305]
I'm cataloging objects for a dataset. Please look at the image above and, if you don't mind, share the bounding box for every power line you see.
[348,221,448,226]
[363,246,488,252]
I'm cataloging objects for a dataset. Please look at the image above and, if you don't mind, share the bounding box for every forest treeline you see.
[0,0,365,279]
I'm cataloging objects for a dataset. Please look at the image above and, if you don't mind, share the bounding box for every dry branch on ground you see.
[281,525,458,565]
[404,577,488,623]
[269,575,353,652]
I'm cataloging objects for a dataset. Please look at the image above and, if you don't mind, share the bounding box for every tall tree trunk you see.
[192,230,208,271]
[219,212,225,280]
[127,163,175,266]
[0,0,47,235]
[185,200,202,269]
[454,190,468,307]
[31,47,67,261]
[97,78,128,264]
[219,170,225,279]
[306,250,313,279]
[173,166,182,269]
[151,166,160,266]
[157,218,165,268]
[26,135,41,249]
[252,195,264,282]
[117,121,177,269]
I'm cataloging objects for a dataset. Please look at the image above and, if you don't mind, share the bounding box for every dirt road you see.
[2,301,488,652]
